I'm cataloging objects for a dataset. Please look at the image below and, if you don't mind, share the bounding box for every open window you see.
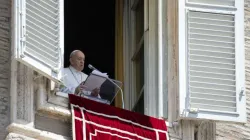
[15,0,116,83]
[178,0,246,122]
[14,0,116,107]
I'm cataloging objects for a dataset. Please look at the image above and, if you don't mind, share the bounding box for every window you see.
[14,0,116,92]
[14,0,64,84]
[14,0,116,107]
[131,0,145,114]
[179,0,246,122]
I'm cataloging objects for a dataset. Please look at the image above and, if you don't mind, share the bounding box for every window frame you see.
[130,0,145,113]
[124,0,165,117]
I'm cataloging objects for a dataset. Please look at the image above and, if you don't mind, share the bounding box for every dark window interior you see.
[64,0,115,79]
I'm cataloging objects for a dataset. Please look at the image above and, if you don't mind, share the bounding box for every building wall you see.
[0,0,11,139]
[216,0,250,139]
[1,0,249,139]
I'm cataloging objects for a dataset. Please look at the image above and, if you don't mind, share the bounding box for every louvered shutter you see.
[179,0,246,122]
[15,0,64,83]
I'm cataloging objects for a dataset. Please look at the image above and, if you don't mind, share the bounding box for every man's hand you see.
[91,88,100,97]
[75,84,88,94]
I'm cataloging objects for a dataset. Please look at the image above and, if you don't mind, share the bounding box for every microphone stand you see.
[88,64,124,109]
[106,78,124,109]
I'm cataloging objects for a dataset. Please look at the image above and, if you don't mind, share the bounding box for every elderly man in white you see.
[60,50,99,97]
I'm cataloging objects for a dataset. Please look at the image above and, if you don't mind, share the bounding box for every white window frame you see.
[178,0,246,122]
[124,0,165,118]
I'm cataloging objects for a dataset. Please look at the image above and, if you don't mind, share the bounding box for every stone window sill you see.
[37,102,71,123]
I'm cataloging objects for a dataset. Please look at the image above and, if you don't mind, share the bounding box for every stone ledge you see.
[7,123,70,140]
[5,133,36,140]
[37,103,71,123]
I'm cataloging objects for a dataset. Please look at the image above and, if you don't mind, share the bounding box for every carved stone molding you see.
[197,121,216,140]
[35,76,71,123]
[16,63,34,123]
[5,133,37,140]
[36,103,71,123]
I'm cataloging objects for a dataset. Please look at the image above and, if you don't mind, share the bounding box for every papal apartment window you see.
[14,0,116,107]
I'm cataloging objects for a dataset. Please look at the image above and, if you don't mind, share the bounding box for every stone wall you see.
[216,0,250,139]
[0,0,11,139]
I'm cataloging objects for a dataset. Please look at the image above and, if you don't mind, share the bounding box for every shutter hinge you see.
[240,87,245,96]
[189,108,199,114]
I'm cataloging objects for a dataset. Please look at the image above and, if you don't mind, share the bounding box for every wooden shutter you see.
[179,0,246,122]
[15,0,64,83]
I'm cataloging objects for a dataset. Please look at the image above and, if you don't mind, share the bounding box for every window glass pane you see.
[132,0,144,115]
[133,93,144,114]
[136,0,144,44]
[136,46,144,97]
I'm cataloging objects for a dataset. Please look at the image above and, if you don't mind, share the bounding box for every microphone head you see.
[88,64,94,70]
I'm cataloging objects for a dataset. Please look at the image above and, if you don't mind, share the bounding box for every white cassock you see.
[60,66,101,98]
[60,65,88,94]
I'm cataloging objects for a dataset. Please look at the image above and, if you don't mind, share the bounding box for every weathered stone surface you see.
[5,133,36,140]
[7,123,71,140]
[0,0,10,139]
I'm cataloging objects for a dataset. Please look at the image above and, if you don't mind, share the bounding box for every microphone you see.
[88,64,124,109]
[88,64,100,72]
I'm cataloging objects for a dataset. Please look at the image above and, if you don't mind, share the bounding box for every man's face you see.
[70,51,85,71]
